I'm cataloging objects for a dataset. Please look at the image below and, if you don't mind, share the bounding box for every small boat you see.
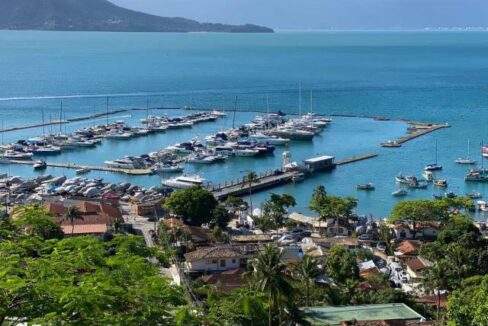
[424,163,443,171]
[381,140,401,148]
[233,148,260,157]
[434,179,448,187]
[477,200,488,212]
[33,160,47,170]
[357,183,375,191]
[425,140,442,171]
[32,146,62,155]
[152,163,184,173]
[76,168,91,174]
[395,174,416,184]
[4,151,33,160]
[467,191,482,199]
[445,191,457,199]
[465,169,488,182]
[291,173,306,183]
[455,139,476,164]
[422,170,433,182]
[392,189,408,197]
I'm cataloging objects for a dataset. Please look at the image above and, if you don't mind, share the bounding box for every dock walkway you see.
[210,169,300,200]
[381,123,449,148]
[9,160,153,175]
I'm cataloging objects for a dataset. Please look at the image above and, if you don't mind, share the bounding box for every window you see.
[220,259,226,268]
[232,259,236,263]
[211,260,218,264]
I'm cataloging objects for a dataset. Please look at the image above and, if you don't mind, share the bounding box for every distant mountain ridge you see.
[0,0,273,33]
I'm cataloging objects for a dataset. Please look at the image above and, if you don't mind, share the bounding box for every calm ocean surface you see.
[1,30,488,218]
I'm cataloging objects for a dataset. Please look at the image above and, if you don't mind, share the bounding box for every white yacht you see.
[248,133,290,146]
[152,163,184,173]
[104,158,136,169]
[162,175,207,189]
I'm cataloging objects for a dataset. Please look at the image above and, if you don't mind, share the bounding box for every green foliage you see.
[309,186,357,222]
[164,186,218,226]
[11,204,64,240]
[293,255,322,307]
[420,215,488,290]
[448,275,488,326]
[0,217,187,324]
[262,193,296,228]
[325,245,359,284]
[210,205,231,229]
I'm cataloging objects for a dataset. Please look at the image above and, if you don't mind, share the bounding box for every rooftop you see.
[300,303,425,326]
[184,246,244,262]
[304,155,335,164]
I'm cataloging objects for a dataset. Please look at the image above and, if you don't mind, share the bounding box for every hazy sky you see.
[111,0,488,29]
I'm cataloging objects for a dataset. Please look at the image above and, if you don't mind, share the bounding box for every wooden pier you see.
[210,169,301,200]
[9,160,153,175]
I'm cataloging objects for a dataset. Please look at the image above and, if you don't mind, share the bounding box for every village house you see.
[184,245,252,273]
[405,256,432,281]
[45,201,122,236]
[390,222,440,240]
[394,240,422,262]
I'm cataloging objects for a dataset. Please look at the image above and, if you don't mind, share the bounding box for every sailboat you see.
[455,139,476,164]
[424,140,443,171]
[465,141,488,182]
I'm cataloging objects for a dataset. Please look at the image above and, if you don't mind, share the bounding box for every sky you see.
[111,0,488,30]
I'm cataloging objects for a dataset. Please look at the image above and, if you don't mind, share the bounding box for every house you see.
[231,234,273,244]
[300,303,425,325]
[303,237,361,252]
[359,260,381,279]
[394,240,422,260]
[391,222,440,240]
[46,201,122,236]
[405,257,432,280]
[201,268,245,292]
[391,223,413,240]
[184,246,247,272]
[416,293,448,312]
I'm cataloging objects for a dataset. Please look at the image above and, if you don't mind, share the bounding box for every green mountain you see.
[0,0,273,33]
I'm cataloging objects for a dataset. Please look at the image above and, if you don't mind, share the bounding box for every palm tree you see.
[294,255,321,307]
[247,244,292,326]
[243,171,259,218]
[62,206,84,236]
[423,260,449,320]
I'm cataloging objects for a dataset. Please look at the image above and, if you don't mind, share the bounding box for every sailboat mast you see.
[265,95,270,133]
[310,90,313,113]
[106,96,109,126]
[232,96,238,129]
[42,108,45,136]
[59,100,63,132]
[298,81,302,117]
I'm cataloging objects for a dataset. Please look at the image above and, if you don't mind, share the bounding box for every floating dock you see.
[8,160,153,175]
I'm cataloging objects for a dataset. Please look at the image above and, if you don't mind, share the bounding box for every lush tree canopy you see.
[0,209,187,325]
[163,186,219,226]
[309,186,357,222]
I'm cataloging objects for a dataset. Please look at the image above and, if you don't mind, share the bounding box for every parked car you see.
[278,234,298,245]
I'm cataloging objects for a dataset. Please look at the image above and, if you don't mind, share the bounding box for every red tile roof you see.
[61,224,108,235]
[406,257,429,272]
[396,240,421,256]
[185,246,243,262]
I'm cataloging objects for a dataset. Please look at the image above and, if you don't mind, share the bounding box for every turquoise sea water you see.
[1,31,488,218]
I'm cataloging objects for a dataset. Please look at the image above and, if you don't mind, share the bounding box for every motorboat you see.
[33,160,47,170]
[395,174,416,185]
[445,191,457,199]
[392,189,408,197]
[162,175,207,189]
[104,158,136,169]
[357,183,375,191]
[455,157,476,164]
[270,128,314,141]
[248,133,290,146]
[467,191,482,199]
[465,168,488,182]
[32,146,62,155]
[233,148,260,157]
[434,179,448,187]
[422,170,433,182]
[291,173,306,183]
[186,153,221,164]
[152,163,184,173]
[105,132,133,140]
[76,168,91,174]
[3,151,33,160]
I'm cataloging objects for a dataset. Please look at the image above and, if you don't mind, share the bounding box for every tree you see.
[325,245,359,284]
[309,185,357,227]
[11,204,63,240]
[0,217,188,325]
[294,255,321,307]
[262,193,296,228]
[164,186,218,226]
[388,200,441,239]
[62,205,84,236]
[448,275,488,326]
[210,205,231,229]
[247,244,293,326]
[423,260,450,321]
[242,171,259,218]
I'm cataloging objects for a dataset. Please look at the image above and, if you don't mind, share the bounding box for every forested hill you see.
[0,0,273,33]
